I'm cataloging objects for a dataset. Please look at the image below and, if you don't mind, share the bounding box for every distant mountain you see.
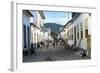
[43,23,64,34]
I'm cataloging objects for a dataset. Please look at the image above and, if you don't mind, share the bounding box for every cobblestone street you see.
[23,43,89,62]
[22,10,91,63]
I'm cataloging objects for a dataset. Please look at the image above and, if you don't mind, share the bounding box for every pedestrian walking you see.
[30,43,37,56]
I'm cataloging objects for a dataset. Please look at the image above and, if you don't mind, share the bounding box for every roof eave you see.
[38,11,45,19]
[25,10,33,17]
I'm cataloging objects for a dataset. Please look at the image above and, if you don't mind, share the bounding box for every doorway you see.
[74,26,76,45]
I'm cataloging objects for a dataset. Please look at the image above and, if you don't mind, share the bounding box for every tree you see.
[50,31,58,40]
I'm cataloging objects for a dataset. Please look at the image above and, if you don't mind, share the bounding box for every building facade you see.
[23,10,33,50]
[30,11,45,48]
[60,13,91,57]
[23,10,45,51]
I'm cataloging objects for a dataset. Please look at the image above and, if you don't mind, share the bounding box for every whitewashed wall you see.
[23,11,31,49]
[30,11,45,48]
[67,13,91,50]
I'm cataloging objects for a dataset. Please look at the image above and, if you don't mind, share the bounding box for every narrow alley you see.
[23,10,91,63]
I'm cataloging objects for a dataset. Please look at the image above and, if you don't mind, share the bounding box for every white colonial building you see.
[30,11,45,48]
[23,10,46,50]
[43,28,53,42]
[60,13,91,56]
[23,10,33,50]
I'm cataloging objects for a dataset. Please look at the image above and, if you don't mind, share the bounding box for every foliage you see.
[50,31,58,40]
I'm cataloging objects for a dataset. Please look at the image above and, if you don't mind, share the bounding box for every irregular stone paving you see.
[23,45,89,63]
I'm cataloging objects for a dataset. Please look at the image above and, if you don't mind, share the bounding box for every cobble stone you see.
[23,45,89,62]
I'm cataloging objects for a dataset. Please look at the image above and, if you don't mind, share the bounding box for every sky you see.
[43,11,72,25]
